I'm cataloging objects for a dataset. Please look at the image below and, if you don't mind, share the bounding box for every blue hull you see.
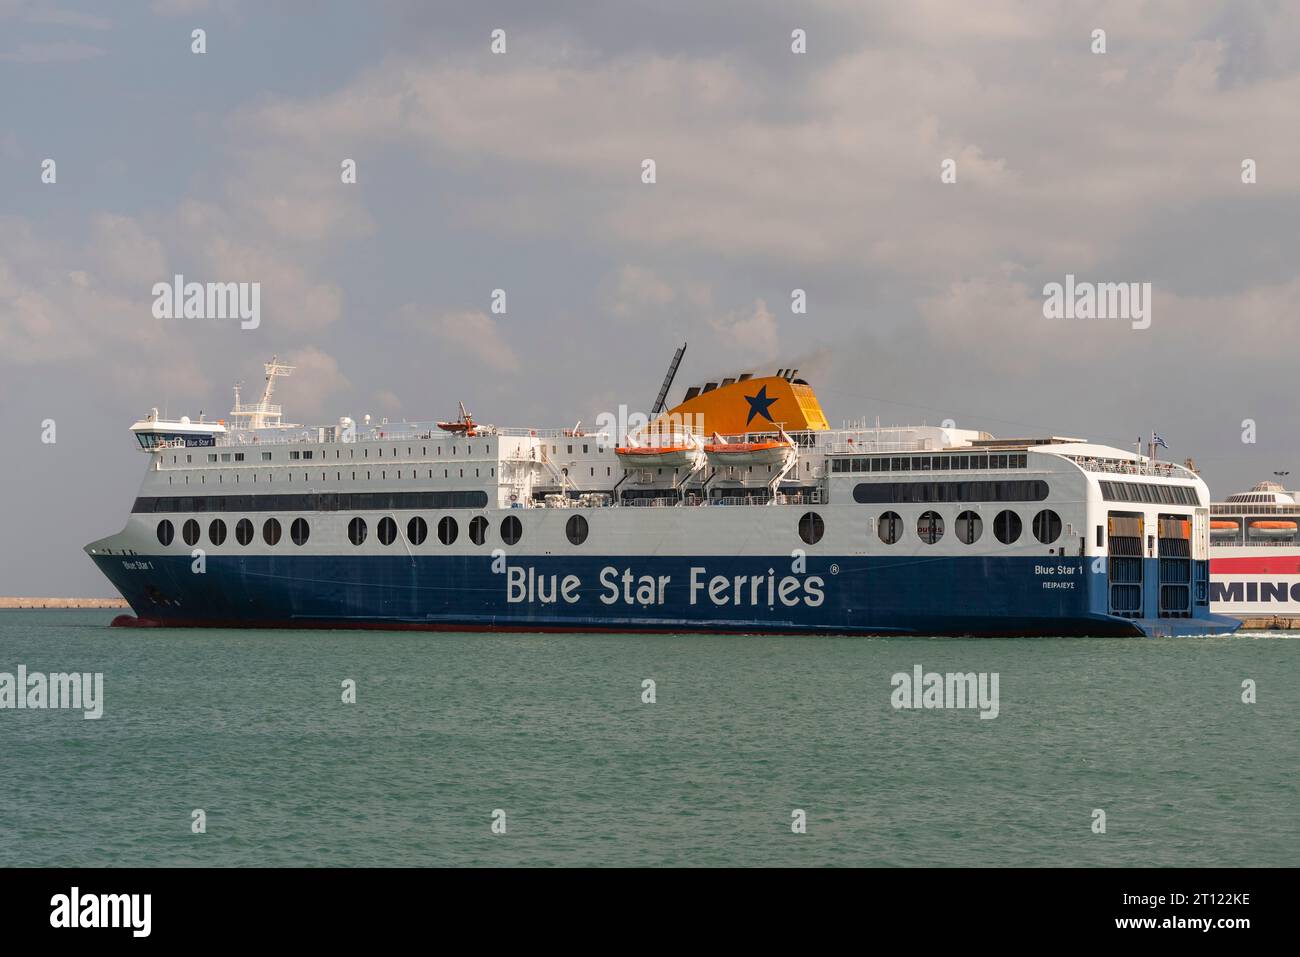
[90,553,1239,638]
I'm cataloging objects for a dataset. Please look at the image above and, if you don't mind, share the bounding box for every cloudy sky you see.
[3,0,1299,596]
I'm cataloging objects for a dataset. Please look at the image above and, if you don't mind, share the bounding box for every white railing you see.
[1211,504,1300,516]
[1067,456,1195,480]
[823,440,930,454]
[1209,538,1300,547]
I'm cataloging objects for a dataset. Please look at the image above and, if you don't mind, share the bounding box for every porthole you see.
[469,515,489,546]
[917,510,944,545]
[263,518,282,546]
[183,518,200,547]
[1033,509,1062,544]
[236,518,253,546]
[501,515,522,546]
[566,514,589,545]
[157,519,174,546]
[955,510,982,545]
[408,516,428,546]
[348,516,367,546]
[378,517,397,546]
[209,518,227,546]
[291,517,310,546]
[797,511,824,545]
[994,510,1022,545]
[438,516,458,545]
[877,511,903,545]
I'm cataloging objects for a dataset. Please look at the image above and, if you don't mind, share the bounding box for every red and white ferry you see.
[1210,481,1300,620]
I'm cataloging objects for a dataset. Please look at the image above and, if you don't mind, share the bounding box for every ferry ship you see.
[1209,481,1300,621]
[85,355,1239,637]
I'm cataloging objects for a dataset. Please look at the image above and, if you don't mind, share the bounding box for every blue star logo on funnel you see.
[743,386,778,426]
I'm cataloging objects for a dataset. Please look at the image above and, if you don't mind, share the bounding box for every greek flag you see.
[1153,432,1169,449]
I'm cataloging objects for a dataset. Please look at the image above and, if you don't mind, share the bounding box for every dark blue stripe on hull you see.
[90,553,1237,638]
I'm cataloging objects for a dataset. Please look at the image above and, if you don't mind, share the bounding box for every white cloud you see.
[707,299,779,360]
[398,304,521,372]
[0,40,104,62]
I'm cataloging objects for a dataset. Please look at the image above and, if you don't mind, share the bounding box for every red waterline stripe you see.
[1210,556,1300,574]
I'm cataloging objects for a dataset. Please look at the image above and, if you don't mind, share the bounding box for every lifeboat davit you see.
[704,431,795,468]
[1248,520,1298,538]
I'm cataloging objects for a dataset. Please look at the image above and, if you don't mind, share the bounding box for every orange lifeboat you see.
[438,401,477,437]
[704,432,795,468]
[615,433,702,469]
[1248,520,1298,538]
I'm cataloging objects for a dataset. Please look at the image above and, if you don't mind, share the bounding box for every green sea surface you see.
[1,610,1295,867]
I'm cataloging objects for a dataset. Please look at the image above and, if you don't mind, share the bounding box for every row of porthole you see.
[159,510,1059,550]
[796,509,1062,546]
[156,517,311,547]
[155,514,593,548]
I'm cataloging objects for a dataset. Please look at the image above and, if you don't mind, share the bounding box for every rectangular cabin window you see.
[208,454,218,462]
[235,453,244,461]
[303,450,313,460]
[290,451,300,460]
[262,452,272,461]
[1096,525,1104,547]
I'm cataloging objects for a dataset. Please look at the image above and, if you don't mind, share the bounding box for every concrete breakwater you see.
[0,597,129,609]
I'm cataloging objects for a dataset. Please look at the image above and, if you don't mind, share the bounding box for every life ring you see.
[509,493,518,503]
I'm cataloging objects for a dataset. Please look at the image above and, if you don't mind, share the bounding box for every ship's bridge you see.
[130,409,226,450]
